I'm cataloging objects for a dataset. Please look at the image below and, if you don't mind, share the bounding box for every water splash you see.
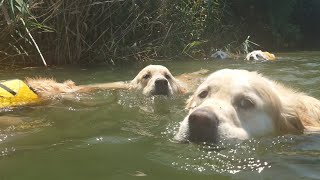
[159,123,298,175]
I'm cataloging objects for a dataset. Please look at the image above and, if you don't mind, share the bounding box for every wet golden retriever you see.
[2,65,207,108]
[128,65,208,96]
[28,65,208,98]
[1,65,207,126]
[175,69,320,143]
[245,50,276,61]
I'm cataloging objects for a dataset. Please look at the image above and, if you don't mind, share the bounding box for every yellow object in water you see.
[0,79,41,108]
[262,51,276,61]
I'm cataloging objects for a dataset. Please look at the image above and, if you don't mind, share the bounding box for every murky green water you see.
[0,52,320,180]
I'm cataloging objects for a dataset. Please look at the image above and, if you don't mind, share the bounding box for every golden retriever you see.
[0,65,207,126]
[246,50,276,61]
[0,65,207,108]
[128,65,208,96]
[175,69,320,143]
[129,65,185,96]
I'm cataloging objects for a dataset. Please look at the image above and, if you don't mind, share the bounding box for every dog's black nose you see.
[155,79,168,88]
[154,79,169,95]
[188,108,219,143]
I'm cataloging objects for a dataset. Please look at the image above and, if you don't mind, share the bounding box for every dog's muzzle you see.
[153,78,169,95]
[188,107,219,143]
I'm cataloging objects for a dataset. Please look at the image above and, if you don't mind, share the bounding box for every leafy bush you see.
[0,0,319,66]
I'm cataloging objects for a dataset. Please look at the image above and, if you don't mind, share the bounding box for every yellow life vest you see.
[0,79,41,108]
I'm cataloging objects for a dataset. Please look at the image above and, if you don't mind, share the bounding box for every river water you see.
[0,52,320,180]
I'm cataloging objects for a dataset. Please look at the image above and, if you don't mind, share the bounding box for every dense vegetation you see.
[0,0,319,66]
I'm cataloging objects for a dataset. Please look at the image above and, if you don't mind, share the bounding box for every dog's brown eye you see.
[143,74,151,79]
[165,74,171,79]
[198,90,208,98]
[239,98,255,109]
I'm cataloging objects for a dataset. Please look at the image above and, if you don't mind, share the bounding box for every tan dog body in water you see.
[1,65,207,126]
[19,65,206,100]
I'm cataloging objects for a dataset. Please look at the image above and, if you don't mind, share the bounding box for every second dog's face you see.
[130,65,183,96]
[175,69,299,143]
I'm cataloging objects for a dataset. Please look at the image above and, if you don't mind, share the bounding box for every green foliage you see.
[0,0,53,66]
[0,0,319,66]
[0,0,231,65]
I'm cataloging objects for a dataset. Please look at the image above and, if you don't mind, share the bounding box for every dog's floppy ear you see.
[263,81,304,134]
[278,108,304,134]
[253,75,305,134]
[129,74,141,90]
[185,95,196,110]
[170,77,188,95]
[176,81,188,94]
[282,95,320,133]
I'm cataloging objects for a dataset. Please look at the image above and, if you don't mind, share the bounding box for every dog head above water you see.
[129,65,185,96]
[175,69,320,143]
[245,50,276,61]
